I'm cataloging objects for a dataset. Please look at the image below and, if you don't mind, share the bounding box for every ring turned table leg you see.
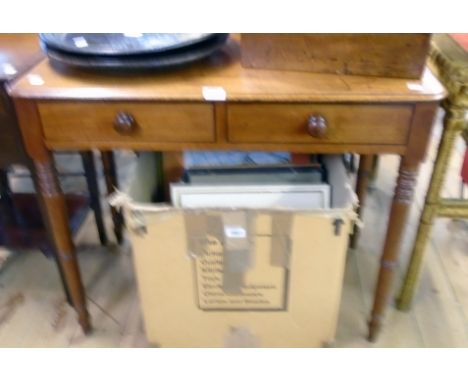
[368,157,419,341]
[30,163,73,306]
[33,158,91,333]
[367,102,439,342]
[14,99,91,334]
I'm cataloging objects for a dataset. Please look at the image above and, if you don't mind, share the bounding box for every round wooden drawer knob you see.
[307,114,327,138]
[114,111,138,134]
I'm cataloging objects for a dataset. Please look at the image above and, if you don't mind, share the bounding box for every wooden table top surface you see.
[8,34,446,103]
[0,34,44,83]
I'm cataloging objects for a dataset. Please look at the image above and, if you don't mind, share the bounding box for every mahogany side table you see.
[8,35,446,341]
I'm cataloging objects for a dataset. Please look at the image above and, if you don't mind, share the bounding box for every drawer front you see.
[228,103,413,145]
[38,102,215,144]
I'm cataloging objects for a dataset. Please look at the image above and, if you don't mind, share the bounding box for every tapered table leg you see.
[32,158,91,333]
[350,155,374,249]
[101,150,124,244]
[14,99,91,333]
[396,107,467,310]
[30,160,74,306]
[368,156,419,341]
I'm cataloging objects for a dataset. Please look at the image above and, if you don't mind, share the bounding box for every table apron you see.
[36,100,418,155]
[44,140,408,155]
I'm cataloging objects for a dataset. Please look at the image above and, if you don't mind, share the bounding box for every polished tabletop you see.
[0,34,43,83]
[8,35,445,103]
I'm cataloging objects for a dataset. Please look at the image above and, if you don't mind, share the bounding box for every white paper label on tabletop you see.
[2,63,17,76]
[27,74,45,86]
[407,83,425,92]
[202,86,227,101]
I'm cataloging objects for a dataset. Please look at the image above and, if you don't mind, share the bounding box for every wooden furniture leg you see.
[34,185,74,307]
[396,106,467,310]
[369,155,380,189]
[2,165,75,305]
[0,168,14,218]
[162,152,184,202]
[368,156,420,341]
[81,151,108,246]
[140,151,184,203]
[0,168,11,197]
[32,158,91,332]
[0,168,17,233]
[349,154,374,249]
[100,150,124,244]
[0,168,29,237]
[14,99,91,333]
[51,249,73,306]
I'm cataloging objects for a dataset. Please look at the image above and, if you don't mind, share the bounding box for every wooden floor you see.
[0,110,467,347]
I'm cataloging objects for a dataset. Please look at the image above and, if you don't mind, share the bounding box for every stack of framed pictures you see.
[171,153,332,210]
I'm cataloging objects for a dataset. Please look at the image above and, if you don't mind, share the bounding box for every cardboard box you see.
[241,33,431,79]
[116,153,358,347]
